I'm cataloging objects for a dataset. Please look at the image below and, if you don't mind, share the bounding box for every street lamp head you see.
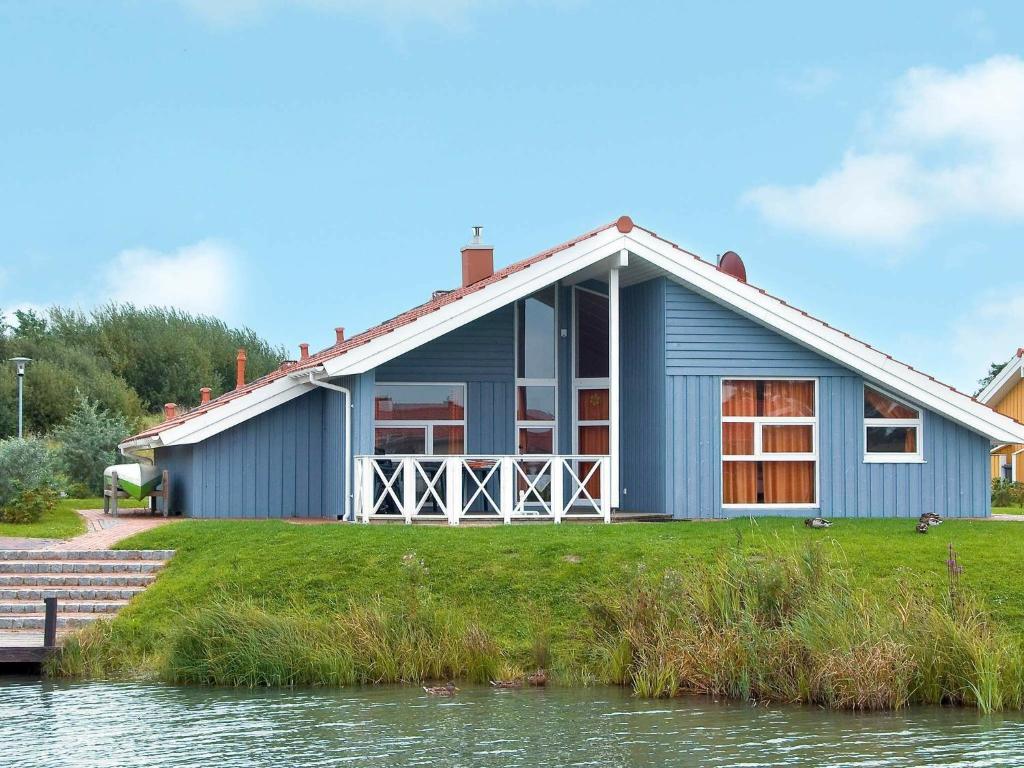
[8,357,31,376]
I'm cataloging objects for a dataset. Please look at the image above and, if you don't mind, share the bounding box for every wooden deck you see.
[0,631,57,664]
[366,510,673,525]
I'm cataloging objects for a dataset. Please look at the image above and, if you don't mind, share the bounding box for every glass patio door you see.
[573,287,610,501]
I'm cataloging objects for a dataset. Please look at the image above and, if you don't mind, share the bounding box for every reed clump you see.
[592,538,1024,712]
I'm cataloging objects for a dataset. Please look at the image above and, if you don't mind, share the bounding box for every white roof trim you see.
[977,355,1024,405]
[124,223,1024,449]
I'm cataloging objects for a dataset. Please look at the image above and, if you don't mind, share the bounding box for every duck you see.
[804,517,832,529]
[490,679,523,689]
[920,512,943,526]
[527,669,548,687]
[915,521,930,534]
[423,681,458,696]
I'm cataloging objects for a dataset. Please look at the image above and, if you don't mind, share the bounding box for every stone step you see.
[0,613,103,630]
[0,587,145,601]
[0,560,165,574]
[0,574,156,588]
[0,600,128,614]
[0,549,175,561]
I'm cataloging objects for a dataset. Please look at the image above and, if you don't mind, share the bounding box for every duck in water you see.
[423,681,458,696]
[527,669,549,687]
[804,517,832,529]
[490,679,523,689]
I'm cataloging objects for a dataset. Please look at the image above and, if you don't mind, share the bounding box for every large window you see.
[374,383,466,455]
[864,385,922,462]
[515,287,557,454]
[721,379,818,506]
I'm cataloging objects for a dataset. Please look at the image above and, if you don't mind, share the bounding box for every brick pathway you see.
[0,508,178,552]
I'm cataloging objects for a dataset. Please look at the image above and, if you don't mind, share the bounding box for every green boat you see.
[104,463,161,500]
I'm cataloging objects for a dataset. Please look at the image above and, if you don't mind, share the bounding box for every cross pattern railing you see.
[354,455,611,524]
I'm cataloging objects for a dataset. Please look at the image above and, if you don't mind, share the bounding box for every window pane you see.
[375,384,464,421]
[762,424,814,453]
[722,380,757,416]
[575,290,609,378]
[578,425,609,454]
[432,426,465,455]
[763,380,815,417]
[516,286,556,379]
[577,388,609,421]
[374,427,426,455]
[722,422,754,455]
[517,386,556,421]
[519,427,553,454]
[763,461,816,504]
[723,462,758,504]
[864,387,919,419]
[866,426,918,453]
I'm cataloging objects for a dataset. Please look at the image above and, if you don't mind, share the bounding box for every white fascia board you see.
[977,356,1023,405]
[158,375,314,446]
[321,227,626,378]
[624,230,1024,444]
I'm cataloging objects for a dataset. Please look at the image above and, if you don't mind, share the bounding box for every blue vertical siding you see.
[620,278,667,513]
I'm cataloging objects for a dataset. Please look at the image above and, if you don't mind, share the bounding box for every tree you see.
[975,361,1008,396]
[52,393,130,495]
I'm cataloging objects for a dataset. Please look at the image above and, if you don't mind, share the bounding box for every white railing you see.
[354,455,611,525]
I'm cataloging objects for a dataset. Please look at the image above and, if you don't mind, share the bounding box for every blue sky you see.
[2,1,1023,392]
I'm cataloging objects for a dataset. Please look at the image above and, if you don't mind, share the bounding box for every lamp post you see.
[8,357,31,438]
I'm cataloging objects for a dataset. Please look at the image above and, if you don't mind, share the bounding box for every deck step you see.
[0,600,128,614]
[0,560,165,574]
[0,613,105,629]
[0,574,156,587]
[0,550,175,561]
[0,587,145,601]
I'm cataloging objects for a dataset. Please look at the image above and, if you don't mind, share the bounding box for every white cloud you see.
[947,284,1024,391]
[747,56,1024,245]
[178,0,494,27]
[103,240,239,318]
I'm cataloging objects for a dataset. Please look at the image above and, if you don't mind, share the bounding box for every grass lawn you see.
[0,497,95,539]
[107,516,1024,672]
[993,506,1024,515]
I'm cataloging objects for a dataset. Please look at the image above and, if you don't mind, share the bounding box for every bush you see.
[0,487,58,524]
[992,478,1024,508]
[52,394,129,495]
[0,436,54,508]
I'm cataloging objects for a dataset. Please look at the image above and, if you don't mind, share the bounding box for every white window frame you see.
[373,382,467,456]
[514,287,559,455]
[571,284,611,454]
[721,377,820,509]
[863,383,924,464]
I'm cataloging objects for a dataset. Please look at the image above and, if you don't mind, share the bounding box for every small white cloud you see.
[747,55,1024,245]
[178,0,492,27]
[103,240,239,318]
[780,67,838,97]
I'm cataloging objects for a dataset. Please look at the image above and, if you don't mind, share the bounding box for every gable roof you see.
[977,349,1024,407]
[120,217,1024,451]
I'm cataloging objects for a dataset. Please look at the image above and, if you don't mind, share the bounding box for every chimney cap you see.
[462,225,492,250]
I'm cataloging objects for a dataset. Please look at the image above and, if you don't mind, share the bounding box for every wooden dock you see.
[0,596,57,665]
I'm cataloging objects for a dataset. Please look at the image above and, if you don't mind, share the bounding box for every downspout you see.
[307,372,354,521]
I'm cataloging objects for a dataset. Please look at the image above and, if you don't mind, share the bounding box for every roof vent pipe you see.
[163,403,177,421]
[235,348,247,390]
[299,343,310,361]
[200,387,211,405]
[461,226,494,288]
[335,327,345,344]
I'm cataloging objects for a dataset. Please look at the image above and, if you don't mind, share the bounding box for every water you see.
[2,680,1023,767]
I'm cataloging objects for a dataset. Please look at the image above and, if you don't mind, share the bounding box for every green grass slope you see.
[0,498,94,539]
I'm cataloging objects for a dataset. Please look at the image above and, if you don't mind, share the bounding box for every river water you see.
[2,679,1022,767]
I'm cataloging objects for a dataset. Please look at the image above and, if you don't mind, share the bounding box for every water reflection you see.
[1,680,1022,767]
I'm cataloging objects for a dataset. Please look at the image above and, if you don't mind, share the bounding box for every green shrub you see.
[0,436,54,508]
[992,478,1024,508]
[0,487,58,524]
[52,394,129,495]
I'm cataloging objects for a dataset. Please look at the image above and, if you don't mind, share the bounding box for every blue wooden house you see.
[119,217,1024,522]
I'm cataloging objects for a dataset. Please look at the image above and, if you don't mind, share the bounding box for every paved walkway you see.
[0,508,178,552]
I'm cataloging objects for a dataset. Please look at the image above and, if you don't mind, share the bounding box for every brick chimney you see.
[200,387,211,405]
[299,343,310,361]
[235,348,247,390]
[461,226,493,288]
[163,403,177,421]
[335,327,346,344]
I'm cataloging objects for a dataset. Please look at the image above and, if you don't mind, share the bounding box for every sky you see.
[2,1,1023,393]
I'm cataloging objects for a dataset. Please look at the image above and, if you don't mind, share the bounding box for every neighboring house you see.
[977,349,1024,482]
[119,217,1024,522]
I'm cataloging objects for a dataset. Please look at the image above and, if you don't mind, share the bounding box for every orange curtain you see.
[578,389,610,421]
[723,462,758,504]
[722,380,757,416]
[762,425,813,453]
[578,426,609,499]
[762,461,815,503]
[763,381,814,417]
[865,387,917,419]
[722,422,754,455]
